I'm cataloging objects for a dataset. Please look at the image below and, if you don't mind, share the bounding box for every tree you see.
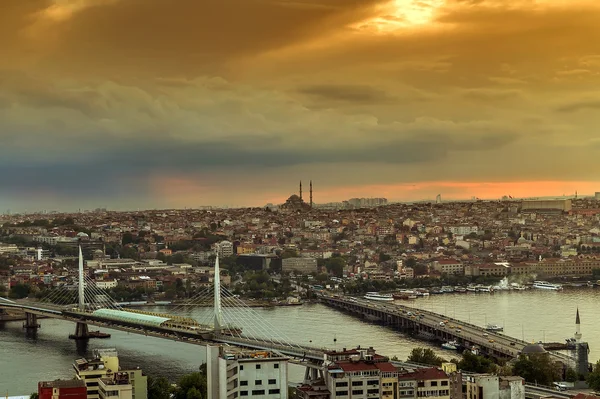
[29,393,39,399]
[565,367,578,383]
[513,354,560,386]
[407,347,445,366]
[148,376,172,399]
[587,361,600,391]
[173,371,207,399]
[122,232,134,246]
[458,351,496,374]
[9,283,31,299]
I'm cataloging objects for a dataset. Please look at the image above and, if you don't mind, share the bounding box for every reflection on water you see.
[1,288,598,394]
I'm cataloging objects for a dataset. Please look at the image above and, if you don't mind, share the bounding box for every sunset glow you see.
[1,0,599,210]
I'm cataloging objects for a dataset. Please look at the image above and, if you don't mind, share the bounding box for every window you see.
[268,379,277,385]
[255,380,262,386]
[352,381,363,386]
[336,391,348,396]
[240,381,248,386]
[431,381,438,386]
[240,365,244,371]
[274,364,279,369]
[352,389,363,395]
[251,390,265,395]
[268,389,280,395]
[367,388,379,394]
[336,382,349,387]
[367,379,379,386]
[256,364,261,370]
[240,391,248,396]
[418,382,425,387]
[441,381,448,386]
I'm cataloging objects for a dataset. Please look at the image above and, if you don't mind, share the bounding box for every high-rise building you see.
[207,345,289,399]
[73,348,147,399]
[39,380,87,399]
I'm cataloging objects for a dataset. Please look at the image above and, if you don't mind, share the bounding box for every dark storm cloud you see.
[0,126,517,197]
[298,84,396,103]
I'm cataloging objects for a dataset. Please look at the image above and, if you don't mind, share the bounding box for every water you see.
[1,289,598,394]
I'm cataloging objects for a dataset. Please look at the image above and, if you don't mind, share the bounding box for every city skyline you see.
[2,0,600,211]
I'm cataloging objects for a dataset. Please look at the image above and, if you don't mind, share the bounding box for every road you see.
[322,295,574,364]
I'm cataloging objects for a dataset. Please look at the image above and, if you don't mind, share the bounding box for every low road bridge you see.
[319,295,575,366]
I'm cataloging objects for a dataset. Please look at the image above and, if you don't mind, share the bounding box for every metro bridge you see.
[0,250,326,362]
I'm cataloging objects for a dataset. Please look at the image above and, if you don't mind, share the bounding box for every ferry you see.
[441,340,459,350]
[485,324,503,332]
[364,292,394,301]
[532,281,563,291]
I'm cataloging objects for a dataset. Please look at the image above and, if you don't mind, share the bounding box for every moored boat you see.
[364,292,394,301]
[532,281,563,291]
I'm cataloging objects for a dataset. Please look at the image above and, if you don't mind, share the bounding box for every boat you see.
[466,286,478,292]
[441,286,454,293]
[364,292,394,301]
[454,287,467,293]
[441,340,459,350]
[532,281,563,291]
[69,330,111,340]
[485,324,503,332]
[416,289,430,297]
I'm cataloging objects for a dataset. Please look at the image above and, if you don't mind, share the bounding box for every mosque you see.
[280,181,313,212]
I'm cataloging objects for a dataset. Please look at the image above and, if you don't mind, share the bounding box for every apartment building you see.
[73,348,147,399]
[99,372,134,399]
[463,375,525,399]
[324,347,399,399]
[207,345,289,399]
[433,259,464,275]
[398,367,450,399]
[282,257,318,274]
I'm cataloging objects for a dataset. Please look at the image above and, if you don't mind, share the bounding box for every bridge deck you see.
[320,295,574,365]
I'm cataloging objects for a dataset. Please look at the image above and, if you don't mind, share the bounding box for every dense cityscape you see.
[3,191,600,398]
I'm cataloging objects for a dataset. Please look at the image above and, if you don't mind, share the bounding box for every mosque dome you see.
[521,343,546,355]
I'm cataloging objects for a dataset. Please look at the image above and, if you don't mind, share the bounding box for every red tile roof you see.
[375,362,399,372]
[335,361,378,372]
[398,367,448,381]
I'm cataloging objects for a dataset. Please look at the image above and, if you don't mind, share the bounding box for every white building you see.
[282,257,318,274]
[214,241,234,258]
[207,345,289,399]
[95,279,118,290]
[448,226,479,236]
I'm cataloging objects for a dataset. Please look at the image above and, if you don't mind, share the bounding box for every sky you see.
[1,0,600,211]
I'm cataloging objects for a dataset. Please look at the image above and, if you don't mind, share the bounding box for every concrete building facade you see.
[207,345,289,399]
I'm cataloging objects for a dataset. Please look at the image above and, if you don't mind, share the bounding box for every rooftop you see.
[39,379,86,388]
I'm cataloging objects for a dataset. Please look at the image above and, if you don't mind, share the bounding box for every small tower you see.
[572,307,589,377]
[299,180,303,201]
[310,180,313,208]
[575,307,582,342]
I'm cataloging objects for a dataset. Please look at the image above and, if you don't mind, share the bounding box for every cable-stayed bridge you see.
[0,249,325,362]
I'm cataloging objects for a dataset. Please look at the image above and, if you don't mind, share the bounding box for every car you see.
[483,333,489,337]
[510,342,516,346]
[489,339,495,343]
[440,322,446,326]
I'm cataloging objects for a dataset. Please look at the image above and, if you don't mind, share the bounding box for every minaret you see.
[575,307,582,341]
[299,180,303,200]
[310,180,313,208]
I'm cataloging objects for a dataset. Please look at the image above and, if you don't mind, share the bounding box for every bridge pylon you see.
[78,245,85,311]
[213,254,223,335]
